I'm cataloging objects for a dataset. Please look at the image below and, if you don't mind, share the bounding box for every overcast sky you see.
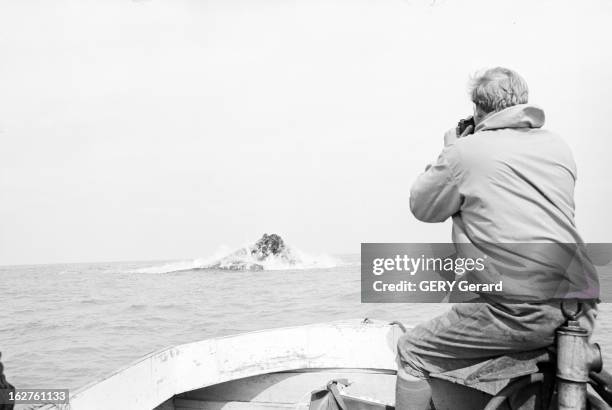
[1,0,611,265]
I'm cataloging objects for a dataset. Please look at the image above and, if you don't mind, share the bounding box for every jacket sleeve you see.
[410,145,463,222]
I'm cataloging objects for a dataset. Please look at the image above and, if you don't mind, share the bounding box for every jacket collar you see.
[476,104,545,132]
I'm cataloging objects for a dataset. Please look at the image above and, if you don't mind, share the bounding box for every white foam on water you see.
[261,248,343,270]
[131,245,233,274]
[130,243,343,273]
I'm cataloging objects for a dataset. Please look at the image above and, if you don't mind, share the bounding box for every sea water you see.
[1,255,611,392]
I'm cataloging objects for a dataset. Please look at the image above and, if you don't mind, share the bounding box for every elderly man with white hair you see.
[395,67,599,409]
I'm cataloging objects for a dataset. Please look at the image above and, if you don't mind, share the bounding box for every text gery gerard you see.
[372,280,504,293]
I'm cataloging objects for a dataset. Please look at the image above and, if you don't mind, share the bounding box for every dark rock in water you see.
[206,233,298,271]
[251,233,286,260]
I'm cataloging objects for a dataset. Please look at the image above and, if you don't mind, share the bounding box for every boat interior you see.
[154,368,396,410]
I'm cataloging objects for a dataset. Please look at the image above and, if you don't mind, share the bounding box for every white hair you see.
[469,67,529,114]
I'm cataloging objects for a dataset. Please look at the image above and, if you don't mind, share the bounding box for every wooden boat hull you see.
[45,319,403,410]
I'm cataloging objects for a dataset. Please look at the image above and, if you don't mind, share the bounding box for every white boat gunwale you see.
[44,319,405,410]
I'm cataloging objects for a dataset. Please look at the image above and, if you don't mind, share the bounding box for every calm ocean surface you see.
[1,255,611,392]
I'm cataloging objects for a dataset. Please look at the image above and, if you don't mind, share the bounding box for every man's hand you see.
[444,124,474,146]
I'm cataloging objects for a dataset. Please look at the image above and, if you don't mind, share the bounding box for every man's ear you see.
[473,105,487,125]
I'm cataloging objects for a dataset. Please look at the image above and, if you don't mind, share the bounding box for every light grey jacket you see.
[410,104,598,301]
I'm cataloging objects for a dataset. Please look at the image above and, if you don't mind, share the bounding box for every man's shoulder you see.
[455,127,570,152]
[451,127,575,171]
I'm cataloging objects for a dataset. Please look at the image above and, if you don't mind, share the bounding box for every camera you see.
[456,116,475,136]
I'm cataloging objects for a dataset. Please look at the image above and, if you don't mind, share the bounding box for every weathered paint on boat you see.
[43,319,404,410]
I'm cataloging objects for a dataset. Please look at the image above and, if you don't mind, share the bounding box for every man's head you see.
[469,67,529,124]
